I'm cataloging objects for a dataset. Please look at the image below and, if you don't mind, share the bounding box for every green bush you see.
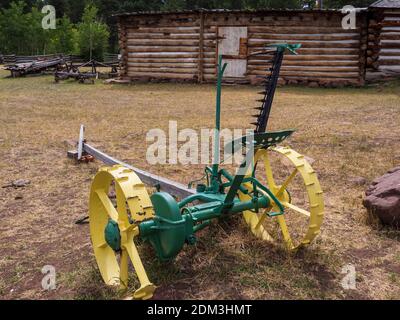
[48,15,77,54]
[76,5,109,60]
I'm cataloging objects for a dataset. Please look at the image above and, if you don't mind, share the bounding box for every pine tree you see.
[77,4,110,60]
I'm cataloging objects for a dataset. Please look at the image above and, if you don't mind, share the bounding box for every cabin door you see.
[217,26,248,78]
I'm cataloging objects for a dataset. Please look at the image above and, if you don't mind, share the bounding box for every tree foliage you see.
[76,4,109,60]
[0,1,32,54]
[48,15,77,54]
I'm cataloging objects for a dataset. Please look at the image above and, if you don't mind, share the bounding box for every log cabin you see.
[116,5,399,87]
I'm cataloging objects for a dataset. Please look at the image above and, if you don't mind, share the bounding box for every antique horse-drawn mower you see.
[70,43,324,299]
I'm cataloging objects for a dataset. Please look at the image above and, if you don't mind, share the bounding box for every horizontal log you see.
[249,33,361,41]
[126,39,215,46]
[384,15,400,21]
[127,61,215,69]
[248,26,360,34]
[246,69,359,78]
[248,41,360,49]
[125,33,217,40]
[382,27,400,32]
[127,39,200,45]
[127,46,200,52]
[203,64,216,68]
[127,52,215,58]
[249,48,360,55]
[127,62,197,68]
[127,58,198,63]
[381,21,400,27]
[283,76,360,84]
[128,72,196,79]
[199,67,215,74]
[126,33,216,40]
[206,16,351,27]
[128,66,216,74]
[377,43,400,50]
[379,41,400,48]
[379,49,400,56]
[203,74,217,80]
[247,65,359,72]
[127,26,198,32]
[379,58,400,65]
[280,71,359,78]
[249,59,358,66]
[128,66,198,73]
[380,33,400,41]
[126,26,216,34]
[123,14,201,25]
[126,46,216,55]
[126,57,215,64]
[251,54,359,61]
[382,11,400,16]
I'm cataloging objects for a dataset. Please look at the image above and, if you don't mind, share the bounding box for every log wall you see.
[374,9,400,73]
[117,10,370,86]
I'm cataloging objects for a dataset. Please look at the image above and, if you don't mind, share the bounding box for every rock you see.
[308,81,319,88]
[15,195,23,200]
[12,179,30,188]
[2,179,30,188]
[349,176,367,186]
[363,167,400,227]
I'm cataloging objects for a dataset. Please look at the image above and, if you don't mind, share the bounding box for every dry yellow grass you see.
[0,69,399,300]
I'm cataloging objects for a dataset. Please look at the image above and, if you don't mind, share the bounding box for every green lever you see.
[212,55,227,179]
[266,43,302,55]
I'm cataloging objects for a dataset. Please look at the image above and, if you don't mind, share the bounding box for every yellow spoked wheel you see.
[239,146,324,250]
[89,164,156,299]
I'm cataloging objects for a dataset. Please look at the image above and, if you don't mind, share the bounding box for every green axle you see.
[139,190,270,261]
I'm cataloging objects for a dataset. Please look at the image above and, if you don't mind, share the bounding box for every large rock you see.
[363,167,400,227]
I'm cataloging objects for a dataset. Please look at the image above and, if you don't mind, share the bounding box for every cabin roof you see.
[114,8,365,18]
[370,0,400,8]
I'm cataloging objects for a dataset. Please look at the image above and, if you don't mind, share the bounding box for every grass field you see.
[0,69,399,300]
